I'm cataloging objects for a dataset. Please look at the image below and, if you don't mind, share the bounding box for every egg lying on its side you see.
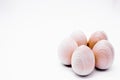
[93,40,114,70]
[88,31,107,49]
[72,45,95,76]
[58,37,78,65]
[71,31,87,46]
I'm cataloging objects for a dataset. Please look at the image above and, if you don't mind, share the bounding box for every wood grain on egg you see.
[72,45,95,76]
[93,40,114,70]
[58,37,78,65]
[88,31,107,49]
[71,31,87,46]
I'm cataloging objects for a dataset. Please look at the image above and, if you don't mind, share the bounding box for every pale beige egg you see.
[92,40,114,70]
[72,45,95,76]
[88,31,107,49]
[71,31,87,46]
[58,37,78,65]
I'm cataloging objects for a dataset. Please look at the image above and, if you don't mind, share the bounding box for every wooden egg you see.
[72,45,95,76]
[71,31,87,46]
[58,37,78,65]
[92,40,114,70]
[88,31,107,49]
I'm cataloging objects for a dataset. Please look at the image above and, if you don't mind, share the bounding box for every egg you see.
[72,45,95,76]
[88,31,107,49]
[58,37,78,65]
[92,40,114,70]
[71,31,87,46]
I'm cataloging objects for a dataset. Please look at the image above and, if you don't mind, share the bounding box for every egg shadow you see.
[62,64,71,68]
[95,67,109,71]
[73,69,97,79]
[73,67,112,78]
[87,42,89,47]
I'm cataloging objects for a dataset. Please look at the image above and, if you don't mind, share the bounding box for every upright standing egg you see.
[72,45,95,76]
[71,31,87,46]
[58,37,78,65]
[88,31,107,49]
[93,40,114,70]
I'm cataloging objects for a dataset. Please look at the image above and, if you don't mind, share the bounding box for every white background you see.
[0,0,120,80]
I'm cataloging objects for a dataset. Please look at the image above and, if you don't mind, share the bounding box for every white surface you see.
[0,0,120,80]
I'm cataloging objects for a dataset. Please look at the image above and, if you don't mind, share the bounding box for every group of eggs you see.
[58,31,114,76]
